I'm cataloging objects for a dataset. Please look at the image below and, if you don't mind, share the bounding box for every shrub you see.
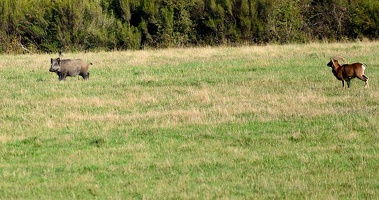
[1,0,379,53]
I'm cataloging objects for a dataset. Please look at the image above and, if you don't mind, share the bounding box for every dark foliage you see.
[1,0,378,53]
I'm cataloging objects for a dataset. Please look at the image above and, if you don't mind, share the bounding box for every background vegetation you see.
[1,0,379,53]
[1,42,379,198]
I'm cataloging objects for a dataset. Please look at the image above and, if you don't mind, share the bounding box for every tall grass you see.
[1,42,379,199]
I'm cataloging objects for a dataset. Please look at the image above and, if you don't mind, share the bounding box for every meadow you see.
[1,42,379,199]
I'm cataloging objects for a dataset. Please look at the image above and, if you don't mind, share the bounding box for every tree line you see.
[1,0,379,53]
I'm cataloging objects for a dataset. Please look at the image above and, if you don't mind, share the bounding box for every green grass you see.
[1,42,379,199]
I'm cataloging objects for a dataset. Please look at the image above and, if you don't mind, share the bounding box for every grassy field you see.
[1,42,379,199]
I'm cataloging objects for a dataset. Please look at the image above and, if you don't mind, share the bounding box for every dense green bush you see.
[1,0,379,53]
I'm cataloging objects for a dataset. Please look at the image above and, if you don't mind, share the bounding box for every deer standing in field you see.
[327,56,369,88]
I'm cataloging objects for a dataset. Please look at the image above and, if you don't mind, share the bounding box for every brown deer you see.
[327,56,369,88]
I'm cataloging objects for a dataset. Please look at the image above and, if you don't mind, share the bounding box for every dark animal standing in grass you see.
[327,56,369,88]
[49,58,91,81]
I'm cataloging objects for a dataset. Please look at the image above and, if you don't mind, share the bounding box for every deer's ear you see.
[51,58,53,64]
